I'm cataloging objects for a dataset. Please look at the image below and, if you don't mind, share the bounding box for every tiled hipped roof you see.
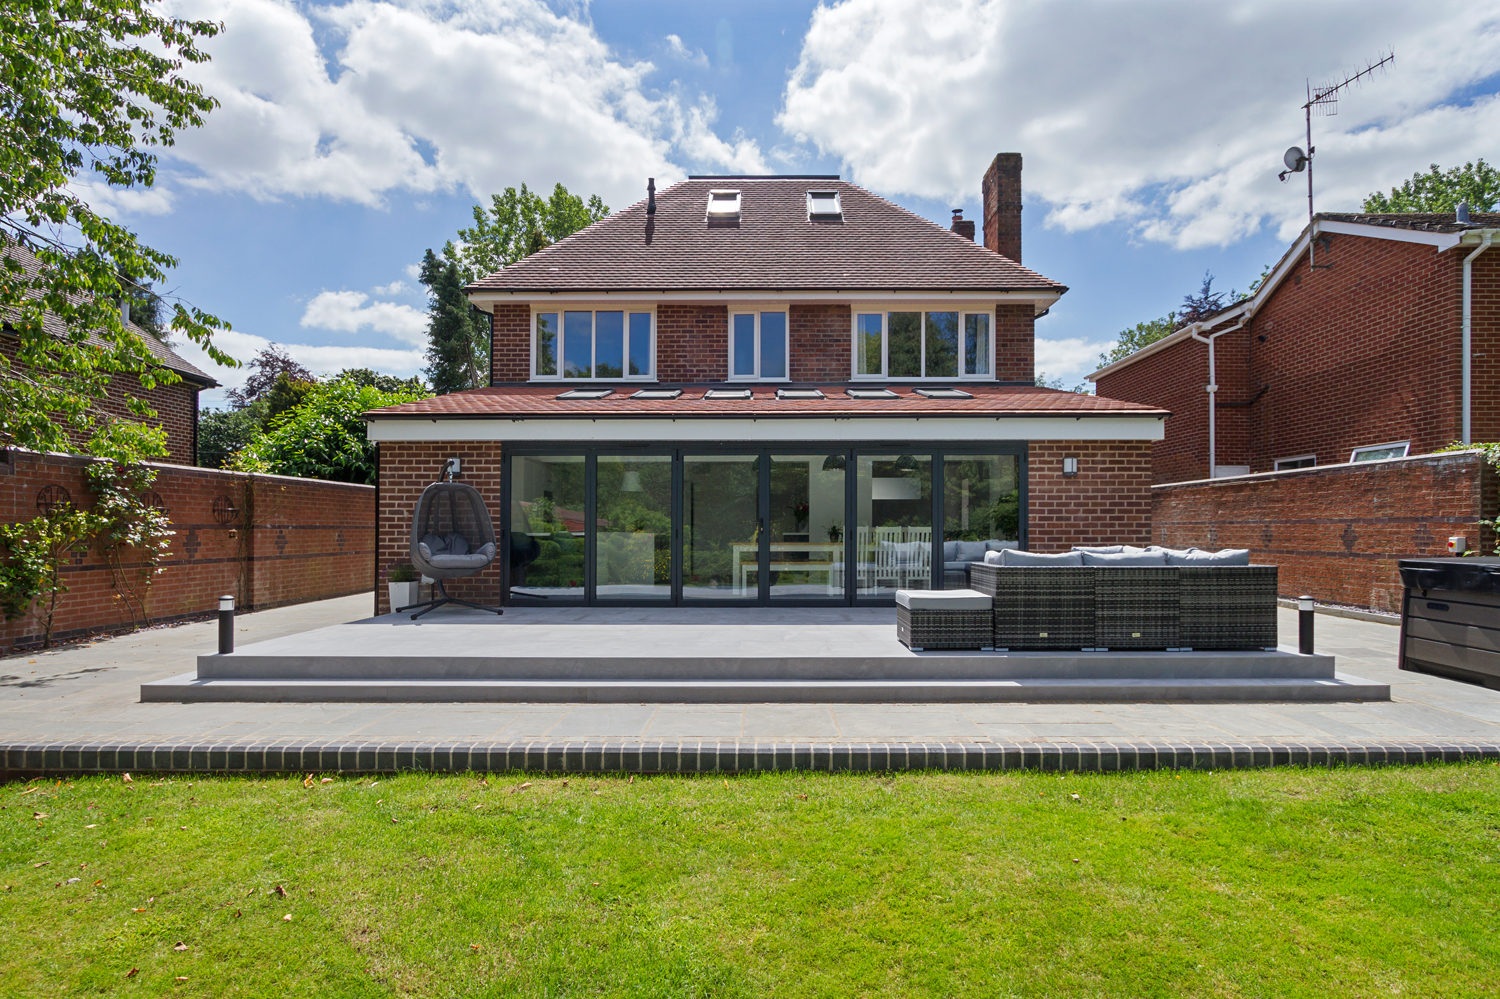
[1316,210,1500,234]
[466,179,1065,294]
[365,384,1166,420]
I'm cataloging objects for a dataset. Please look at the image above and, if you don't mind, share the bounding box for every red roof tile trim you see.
[365,384,1168,420]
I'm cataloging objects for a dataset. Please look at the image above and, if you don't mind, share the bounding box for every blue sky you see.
[114,0,1500,404]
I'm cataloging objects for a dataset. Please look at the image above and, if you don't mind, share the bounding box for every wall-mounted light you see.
[1062,457,1079,477]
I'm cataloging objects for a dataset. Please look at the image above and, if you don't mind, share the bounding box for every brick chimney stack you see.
[981,153,1022,263]
[949,209,975,241]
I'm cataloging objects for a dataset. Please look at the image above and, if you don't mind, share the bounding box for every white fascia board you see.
[1087,301,1250,383]
[469,289,1063,316]
[1315,219,1465,251]
[367,414,1165,444]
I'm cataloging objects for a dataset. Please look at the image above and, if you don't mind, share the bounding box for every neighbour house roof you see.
[1088,209,1500,382]
[465,178,1066,299]
[1,243,217,387]
[364,383,1166,421]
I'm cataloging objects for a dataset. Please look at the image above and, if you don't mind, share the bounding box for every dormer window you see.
[807,190,842,221]
[706,189,741,222]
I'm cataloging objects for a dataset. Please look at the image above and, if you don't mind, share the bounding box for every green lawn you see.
[4,764,1499,997]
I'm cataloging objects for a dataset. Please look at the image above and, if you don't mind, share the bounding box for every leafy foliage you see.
[233,379,432,484]
[264,371,317,422]
[419,248,488,395]
[450,182,611,282]
[1364,160,1500,213]
[0,506,91,645]
[1035,372,1091,393]
[225,344,315,408]
[84,455,173,630]
[197,403,264,469]
[1,0,235,457]
[332,367,426,394]
[1097,313,1178,369]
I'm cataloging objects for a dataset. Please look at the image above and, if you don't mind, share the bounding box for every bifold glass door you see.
[504,447,1023,605]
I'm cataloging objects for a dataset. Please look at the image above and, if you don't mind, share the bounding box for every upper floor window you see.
[807,190,842,221]
[853,310,992,379]
[706,190,741,222]
[729,310,788,380]
[534,309,653,380]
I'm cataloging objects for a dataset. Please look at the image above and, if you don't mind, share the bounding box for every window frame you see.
[726,305,791,382]
[849,305,996,380]
[1273,454,1317,471]
[1349,441,1410,463]
[530,306,656,382]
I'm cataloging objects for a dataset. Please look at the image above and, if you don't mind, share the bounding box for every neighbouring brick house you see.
[1092,211,1500,483]
[2,243,218,466]
[366,155,1168,611]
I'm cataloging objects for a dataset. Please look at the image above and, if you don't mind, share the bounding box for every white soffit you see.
[367,415,1165,443]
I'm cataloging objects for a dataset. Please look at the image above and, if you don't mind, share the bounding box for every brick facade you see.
[1152,450,1497,613]
[0,450,374,652]
[1026,440,1154,551]
[995,303,1035,384]
[1097,234,1500,483]
[790,304,851,381]
[488,302,532,383]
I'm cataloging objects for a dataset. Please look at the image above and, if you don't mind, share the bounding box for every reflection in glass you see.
[628,313,652,376]
[595,456,672,600]
[856,313,882,376]
[509,455,586,601]
[683,455,759,600]
[770,454,846,600]
[925,311,958,377]
[536,313,558,376]
[760,312,787,379]
[888,312,921,378]
[941,454,1020,589]
[595,311,624,378]
[855,454,933,598]
[563,311,592,377]
[965,313,990,375]
[733,314,756,376]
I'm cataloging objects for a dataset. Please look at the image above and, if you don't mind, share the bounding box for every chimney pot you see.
[949,208,975,242]
[982,153,1023,262]
[1458,200,1471,224]
[647,178,656,215]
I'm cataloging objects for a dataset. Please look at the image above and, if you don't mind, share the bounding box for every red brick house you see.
[1092,211,1500,484]
[366,155,1168,610]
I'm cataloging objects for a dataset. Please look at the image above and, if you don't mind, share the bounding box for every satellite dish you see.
[1283,146,1308,172]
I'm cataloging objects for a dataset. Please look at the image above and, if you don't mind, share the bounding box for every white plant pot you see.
[388,580,422,613]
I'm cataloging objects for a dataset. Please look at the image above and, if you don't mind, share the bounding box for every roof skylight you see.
[706,189,741,221]
[703,388,752,399]
[807,190,842,221]
[913,388,973,399]
[846,388,897,399]
[556,388,614,400]
[777,388,826,400]
[631,388,682,400]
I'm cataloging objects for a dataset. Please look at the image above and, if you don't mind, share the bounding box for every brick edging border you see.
[4,740,1499,779]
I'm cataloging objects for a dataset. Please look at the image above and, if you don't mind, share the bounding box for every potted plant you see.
[387,563,420,613]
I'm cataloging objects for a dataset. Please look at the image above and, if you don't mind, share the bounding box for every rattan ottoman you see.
[896,589,994,650]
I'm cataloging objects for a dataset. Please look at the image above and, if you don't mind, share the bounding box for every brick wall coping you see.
[1151,449,1485,491]
[3,447,374,495]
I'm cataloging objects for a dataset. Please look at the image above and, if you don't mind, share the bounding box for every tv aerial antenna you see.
[1279,50,1394,266]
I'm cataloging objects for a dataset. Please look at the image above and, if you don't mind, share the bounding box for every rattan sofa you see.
[966,562,1278,651]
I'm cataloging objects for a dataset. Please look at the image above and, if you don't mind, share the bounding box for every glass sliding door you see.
[595,455,672,601]
[940,454,1021,589]
[508,455,587,602]
[854,454,933,599]
[768,454,847,600]
[682,454,760,601]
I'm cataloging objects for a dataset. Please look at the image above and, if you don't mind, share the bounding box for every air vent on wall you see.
[777,388,825,400]
[913,388,973,399]
[630,388,682,400]
[556,388,614,400]
[703,388,752,399]
[846,388,898,399]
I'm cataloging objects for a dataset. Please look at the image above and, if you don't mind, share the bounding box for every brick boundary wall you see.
[0,450,374,652]
[1026,440,1153,551]
[1151,450,1498,613]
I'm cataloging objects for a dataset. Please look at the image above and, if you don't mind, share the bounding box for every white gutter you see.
[1186,316,1246,478]
[1462,231,1495,444]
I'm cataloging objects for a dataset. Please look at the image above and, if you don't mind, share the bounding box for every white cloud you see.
[1035,334,1113,386]
[371,279,409,296]
[153,0,764,211]
[173,327,425,407]
[779,0,1500,249]
[300,289,428,344]
[69,179,177,217]
[665,34,709,68]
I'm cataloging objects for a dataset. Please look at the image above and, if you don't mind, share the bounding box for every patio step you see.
[142,673,1389,703]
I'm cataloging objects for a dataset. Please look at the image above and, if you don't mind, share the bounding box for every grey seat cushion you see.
[426,544,495,571]
[1146,545,1197,559]
[896,588,991,610]
[999,549,1084,566]
[942,541,959,561]
[1081,550,1168,566]
[953,540,989,563]
[986,540,1020,553]
[1072,545,1146,554]
[1165,548,1250,565]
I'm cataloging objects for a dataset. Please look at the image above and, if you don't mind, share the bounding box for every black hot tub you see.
[1398,557,1500,688]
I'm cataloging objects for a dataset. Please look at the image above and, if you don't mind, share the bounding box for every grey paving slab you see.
[643,706,745,738]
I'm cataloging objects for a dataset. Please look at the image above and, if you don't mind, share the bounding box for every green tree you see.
[263,371,316,422]
[196,404,263,469]
[419,248,488,395]
[1,0,235,460]
[225,344,314,408]
[1364,160,1500,213]
[1097,313,1178,368]
[233,379,432,485]
[451,182,610,282]
[331,368,426,394]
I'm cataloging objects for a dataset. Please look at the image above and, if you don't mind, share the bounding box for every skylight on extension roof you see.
[703,388,752,399]
[846,388,897,399]
[913,387,973,399]
[706,189,741,221]
[777,388,826,400]
[631,388,682,400]
[556,388,614,400]
[807,190,842,221]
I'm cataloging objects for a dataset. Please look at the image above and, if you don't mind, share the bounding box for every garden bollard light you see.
[1298,595,1314,654]
[218,595,235,655]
